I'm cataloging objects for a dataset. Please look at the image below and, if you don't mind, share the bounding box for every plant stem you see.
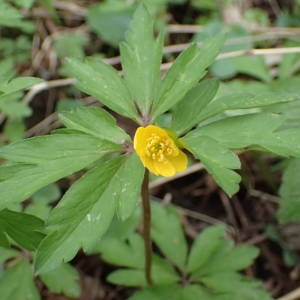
[141,170,153,286]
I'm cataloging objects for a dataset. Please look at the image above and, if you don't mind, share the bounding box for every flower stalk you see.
[141,170,153,286]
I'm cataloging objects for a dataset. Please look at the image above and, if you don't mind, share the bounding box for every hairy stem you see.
[141,170,153,286]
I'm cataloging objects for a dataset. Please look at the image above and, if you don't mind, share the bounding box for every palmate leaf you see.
[171,79,219,135]
[183,135,241,196]
[197,90,298,123]
[87,1,135,47]
[201,273,272,300]
[129,284,213,300]
[189,113,300,157]
[187,225,226,273]
[99,233,145,269]
[107,258,179,287]
[0,134,120,208]
[40,263,80,298]
[35,154,144,274]
[105,241,179,287]
[0,209,44,250]
[151,35,224,119]
[120,4,163,115]
[0,77,42,97]
[59,106,130,144]
[64,57,138,120]
[0,260,40,300]
[183,112,300,195]
[0,247,18,264]
[151,202,188,270]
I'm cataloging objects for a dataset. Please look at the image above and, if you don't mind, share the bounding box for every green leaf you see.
[35,155,142,274]
[151,202,188,270]
[0,232,9,248]
[107,269,147,287]
[10,0,35,9]
[99,209,140,242]
[187,225,226,273]
[181,285,214,300]
[268,128,300,157]
[99,233,145,269]
[25,201,51,221]
[129,284,213,299]
[0,133,120,164]
[193,241,259,276]
[0,260,40,300]
[0,2,35,33]
[197,92,298,123]
[0,209,44,250]
[152,35,224,119]
[54,34,87,59]
[59,106,130,144]
[87,2,135,47]
[0,93,32,118]
[278,158,300,222]
[25,184,61,220]
[0,247,18,264]
[40,263,80,298]
[4,118,25,142]
[129,285,182,300]
[278,41,300,79]
[120,4,163,115]
[0,134,120,208]
[186,113,282,149]
[107,256,179,287]
[233,56,272,82]
[0,77,42,96]
[189,113,300,157]
[32,184,61,204]
[201,273,272,300]
[171,79,219,135]
[114,153,144,219]
[183,135,241,196]
[64,57,138,120]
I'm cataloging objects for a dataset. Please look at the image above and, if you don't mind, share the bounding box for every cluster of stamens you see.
[145,133,178,162]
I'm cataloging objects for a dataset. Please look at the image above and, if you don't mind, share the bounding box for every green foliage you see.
[54,34,88,59]
[184,135,241,196]
[0,260,40,300]
[35,154,144,274]
[171,79,219,135]
[59,106,130,144]
[1,4,300,299]
[64,57,139,120]
[99,204,270,299]
[0,209,44,250]
[87,1,135,47]
[40,263,81,298]
[120,5,163,115]
[0,133,121,208]
[0,1,35,32]
[278,158,300,222]
[0,75,42,142]
[151,202,188,270]
[151,35,225,119]
[187,225,226,273]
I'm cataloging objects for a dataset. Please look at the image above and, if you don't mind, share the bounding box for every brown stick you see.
[141,170,153,286]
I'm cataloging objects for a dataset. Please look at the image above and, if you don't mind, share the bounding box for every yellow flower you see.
[134,125,188,177]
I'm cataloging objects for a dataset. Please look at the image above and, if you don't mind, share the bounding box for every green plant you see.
[99,203,271,299]
[1,4,300,299]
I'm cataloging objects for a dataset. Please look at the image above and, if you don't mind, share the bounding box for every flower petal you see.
[168,150,188,173]
[153,159,176,177]
[133,125,188,177]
